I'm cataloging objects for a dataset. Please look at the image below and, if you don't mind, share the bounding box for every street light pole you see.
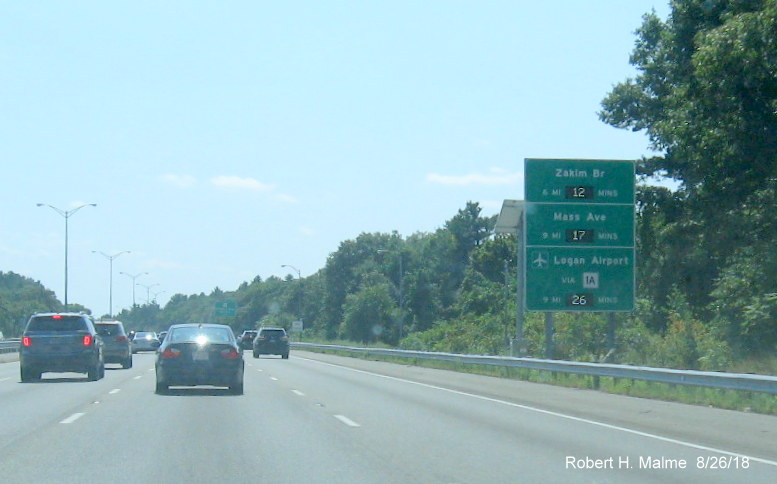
[137,283,159,305]
[120,272,148,307]
[93,251,130,317]
[37,202,97,309]
[281,264,301,279]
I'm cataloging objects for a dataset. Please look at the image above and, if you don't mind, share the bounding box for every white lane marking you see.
[334,415,361,427]
[147,369,154,372]
[0,377,11,382]
[292,390,305,397]
[270,377,278,381]
[133,376,142,380]
[257,369,264,372]
[60,413,85,424]
[301,357,777,468]
[109,389,121,394]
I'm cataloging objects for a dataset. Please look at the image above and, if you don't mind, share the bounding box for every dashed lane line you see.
[334,415,361,428]
[60,413,85,424]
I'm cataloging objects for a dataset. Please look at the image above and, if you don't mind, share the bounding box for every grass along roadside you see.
[296,345,777,416]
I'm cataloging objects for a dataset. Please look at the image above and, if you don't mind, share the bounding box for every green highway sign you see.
[524,158,635,312]
[214,300,237,317]
[525,247,634,311]
[525,159,635,204]
[525,203,634,247]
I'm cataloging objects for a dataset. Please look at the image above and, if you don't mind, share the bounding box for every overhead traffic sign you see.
[524,158,635,312]
[524,203,634,247]
[214,300,237,317]
[525,159,635,204]
[525,247,634,311]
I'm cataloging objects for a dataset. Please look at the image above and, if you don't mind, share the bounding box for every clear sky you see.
[1,1,669,317]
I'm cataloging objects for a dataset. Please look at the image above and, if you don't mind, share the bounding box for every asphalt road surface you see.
[1,351,776,483]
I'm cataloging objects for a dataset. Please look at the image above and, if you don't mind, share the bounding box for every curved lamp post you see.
[137,283,160,305]
[120,272,148,307]
[281,264,301,279]
[37,202,97,308]
[93,250,130,317]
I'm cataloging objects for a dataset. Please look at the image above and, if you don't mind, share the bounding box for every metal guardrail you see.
[0,339,20,354]
[292,342,777,395]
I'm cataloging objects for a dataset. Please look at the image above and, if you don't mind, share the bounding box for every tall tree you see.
[600,0,777,330]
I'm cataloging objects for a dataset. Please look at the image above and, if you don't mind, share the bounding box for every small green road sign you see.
[525,203,634,247]
[214,300,237,317]
[524,158,635,312]
[525,159,635,204]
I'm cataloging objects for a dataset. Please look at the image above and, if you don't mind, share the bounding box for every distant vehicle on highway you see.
[238,330,257,350]
[155,323,244,395]
[253,327,289,359]
[131,331,160,353]
[19,312,105,382]
[95,320,133,369]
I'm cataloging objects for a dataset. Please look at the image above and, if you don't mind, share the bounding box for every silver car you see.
[131,331,160,353]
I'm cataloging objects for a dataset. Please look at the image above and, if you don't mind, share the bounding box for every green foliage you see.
[601,0,777,340]
[0,271,63,337]
[340,283,397,344]
[710,242,777,351]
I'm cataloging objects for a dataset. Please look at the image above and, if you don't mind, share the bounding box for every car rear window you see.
[27,316,88,332]
[170,327,233,344]
[260,329,286,337]
[95,324,123,336]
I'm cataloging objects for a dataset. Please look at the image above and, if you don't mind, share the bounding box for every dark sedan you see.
[155,323,244,395]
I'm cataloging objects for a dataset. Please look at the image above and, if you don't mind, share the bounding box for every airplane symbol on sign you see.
[532,251,549,269]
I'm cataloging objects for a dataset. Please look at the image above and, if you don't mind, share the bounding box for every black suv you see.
[20,312,105,382]
[252,327,289,359]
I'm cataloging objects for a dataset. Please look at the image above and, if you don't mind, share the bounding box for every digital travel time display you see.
[565,229,595,243]
[565,185,594,200]
[566,293,595,307]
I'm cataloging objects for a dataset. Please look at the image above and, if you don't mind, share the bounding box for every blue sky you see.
[1,1,669,317]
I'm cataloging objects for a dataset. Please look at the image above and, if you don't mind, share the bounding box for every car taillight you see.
[221,348,241,360]
[115,335,128,342]
[22,336,32,347]
[161,348,181,359]
[83,335,93,346]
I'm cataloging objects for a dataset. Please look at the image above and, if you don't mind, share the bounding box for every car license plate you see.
[193,350,209,361]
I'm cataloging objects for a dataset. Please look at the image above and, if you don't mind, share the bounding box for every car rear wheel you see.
[252,350,259,358]
[87,363,100,381]
[155,379,169,394]
[122,356,133,369]
[20,366,39,382]
[230,381,244,395]
[282,353,289,359]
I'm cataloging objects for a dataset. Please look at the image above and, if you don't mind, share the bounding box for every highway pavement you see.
[0,351,776,483]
